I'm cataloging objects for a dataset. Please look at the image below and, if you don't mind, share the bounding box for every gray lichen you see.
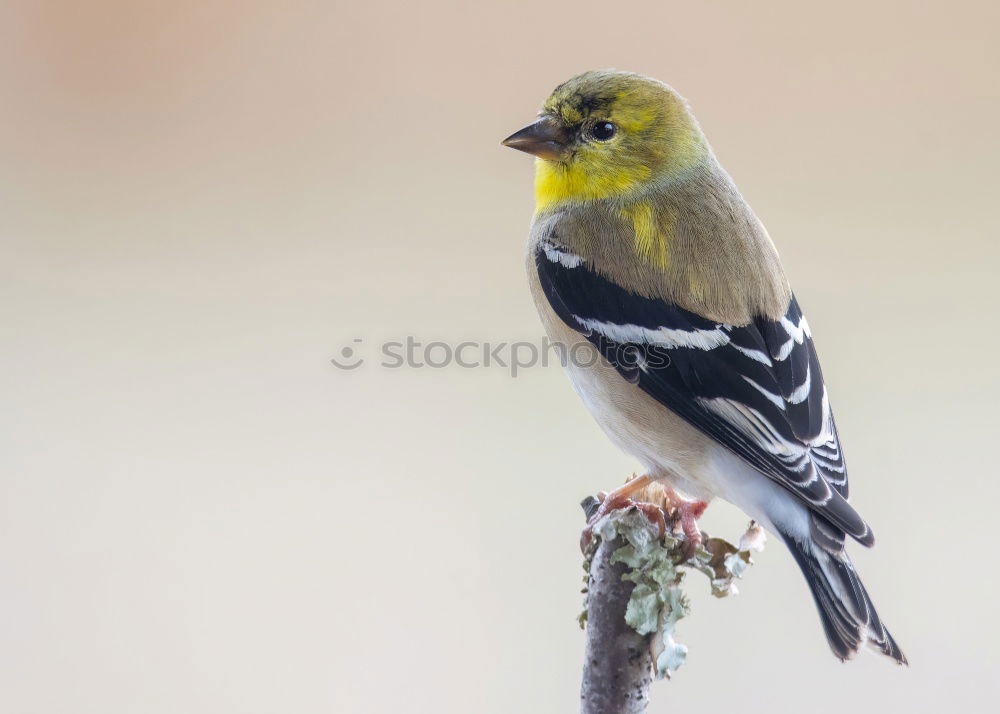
[582,506,765,679]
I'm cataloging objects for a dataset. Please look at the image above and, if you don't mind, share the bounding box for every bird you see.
[501,69,905,664]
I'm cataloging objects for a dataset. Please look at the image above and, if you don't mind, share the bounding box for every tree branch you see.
[579,493,766,714]
[580,499,652,714]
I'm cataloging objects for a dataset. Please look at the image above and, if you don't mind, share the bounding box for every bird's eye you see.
[590,121,617,141]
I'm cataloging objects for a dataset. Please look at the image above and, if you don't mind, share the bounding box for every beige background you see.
[2,1,999,712]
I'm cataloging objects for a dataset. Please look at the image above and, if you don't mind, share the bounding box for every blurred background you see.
[2,1,998,712]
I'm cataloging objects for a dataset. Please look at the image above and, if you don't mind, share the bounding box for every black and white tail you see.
[781,533,907,664]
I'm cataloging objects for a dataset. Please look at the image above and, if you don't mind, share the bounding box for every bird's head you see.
[502,70,708,213]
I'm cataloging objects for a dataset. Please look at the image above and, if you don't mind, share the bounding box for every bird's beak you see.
[501,115,571,161]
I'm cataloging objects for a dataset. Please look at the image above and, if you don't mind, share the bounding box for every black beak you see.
[501,115,571,161]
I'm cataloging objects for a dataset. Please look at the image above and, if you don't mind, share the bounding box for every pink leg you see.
[663,486,708,560]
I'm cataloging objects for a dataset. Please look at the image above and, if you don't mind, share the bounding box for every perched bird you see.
[502,70,905,663]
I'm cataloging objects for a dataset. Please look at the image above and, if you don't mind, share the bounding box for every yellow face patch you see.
[533,85,705,212]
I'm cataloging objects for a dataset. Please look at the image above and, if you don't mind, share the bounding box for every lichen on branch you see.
[581,502,765,679]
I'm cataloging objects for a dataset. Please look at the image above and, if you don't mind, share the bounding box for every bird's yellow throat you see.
[533,161,672,269]
[533,158,651,213]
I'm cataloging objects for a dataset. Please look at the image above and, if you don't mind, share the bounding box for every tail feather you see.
[782,532,907,664]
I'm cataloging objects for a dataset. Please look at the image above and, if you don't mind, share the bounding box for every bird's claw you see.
[580,497,666,553]
[666,497,707,562]
[676,530,703,563]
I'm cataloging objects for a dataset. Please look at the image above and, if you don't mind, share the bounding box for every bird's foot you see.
[580,474,665,553]
[663,488,708,561]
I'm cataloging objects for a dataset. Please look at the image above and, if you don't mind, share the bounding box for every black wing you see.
[536,240,871,549]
